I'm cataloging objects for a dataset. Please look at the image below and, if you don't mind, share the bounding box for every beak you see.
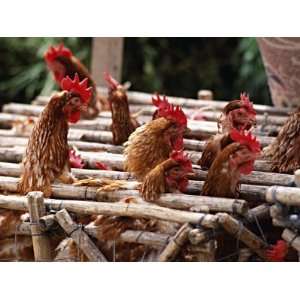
[80,104,88,112]
[187,172,196,177]
[184,127,192,135]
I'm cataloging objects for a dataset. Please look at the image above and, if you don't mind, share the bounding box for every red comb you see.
[240,92,256,115]
[152,93,171,112]
[61,73,92,104]
[171,150,193,172]
[266,240,288,262]
[103,72,120,91]
[44,43,72,63]
[159,103,187,127]
[230,128,261,153]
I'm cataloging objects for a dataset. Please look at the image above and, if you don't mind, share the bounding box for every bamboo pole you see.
[245,204,270,223]
[0,174,269,205]
[282,228,300,252]
[266,186,300,206]
[217,213,268,260]
[0,147,287,185]
[0,104,282,142]
[158,223,192,262]
[55,209,107,262]
[15,222,170,249]
[33,89,291,116]
[0,194,219,228]
[27,192,52,261]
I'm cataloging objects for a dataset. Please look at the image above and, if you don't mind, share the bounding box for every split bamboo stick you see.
[27,192,52,261]
[0,104,282,142]
[282,228,300,252]
[0,147,287,186]
[33,89,291,116]
[0,172,269,205]
[0,194,219,228]
[217,213,268,260]
[55,209,107,262]
[245,203,270,223]
[266,186,300,206]
[158,223,192,262]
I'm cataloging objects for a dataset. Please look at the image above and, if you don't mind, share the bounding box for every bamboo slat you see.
[266,186,300,206]
[217,213,268,260]
[158,223,192,262]
[0,194,219,228]
[55,209,107,262]
[282,229,300,252]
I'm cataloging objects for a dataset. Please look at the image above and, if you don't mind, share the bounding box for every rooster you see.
[264,109,300,173]
[104,72,139,145]
[44,43,103,118]
[18,74,92,197]
[201,129,261,198]
[199,93,257,170]
[141,149,192,202]
[124,103,187,180]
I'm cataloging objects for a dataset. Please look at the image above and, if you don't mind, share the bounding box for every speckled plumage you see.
[124,117,175,180]
[18,91,73,197]
[268,110,300,173]
[109,89,139,145]
[201,143,242,198]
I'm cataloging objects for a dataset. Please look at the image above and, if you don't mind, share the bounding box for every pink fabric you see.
[257,37,300,108]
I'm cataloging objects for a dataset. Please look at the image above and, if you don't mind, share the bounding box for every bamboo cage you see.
[0,87,299,262]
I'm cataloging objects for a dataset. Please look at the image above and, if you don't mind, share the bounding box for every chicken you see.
[198,93,257,170]
[124,103,187,180]
[104,72,139,145]
[217,93,257,132]
[201,129,261,198]
[264,109,300,173]
[141,149,192,202]
[198,133,233,170]
[152,93,171,120]
[44,43,103,118]
[18,74,92,197]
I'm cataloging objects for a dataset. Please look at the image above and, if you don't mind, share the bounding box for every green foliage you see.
[233,37,271,105]
[0,37,270,105]
[0,37,91,104]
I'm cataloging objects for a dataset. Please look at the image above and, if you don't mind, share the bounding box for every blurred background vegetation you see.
[0,37,271,106]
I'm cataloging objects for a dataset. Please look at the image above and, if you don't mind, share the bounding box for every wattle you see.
[68,111,81,123]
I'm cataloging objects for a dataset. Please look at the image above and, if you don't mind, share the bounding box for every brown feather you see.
[18,92,72,197]
[198,133,233,170]
[201,143,242,198]
[109,89,140,145]
[124,117,174,180]
[268,111,300,173]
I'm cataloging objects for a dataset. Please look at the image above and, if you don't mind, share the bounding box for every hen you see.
[199,93,257,170]
[18,74,92,197]
[264,109,300,173]
[201,129,261,198]
[218,93,256,132]
[141,149,193,202]
[124,103,187,180]
[104,72,139,145]
[44,43,103,118]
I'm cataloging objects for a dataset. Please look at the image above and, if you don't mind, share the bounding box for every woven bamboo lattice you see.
[0,87,299,262]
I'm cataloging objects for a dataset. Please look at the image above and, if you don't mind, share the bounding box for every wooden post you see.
[55,209,107,262]
[158,223,192,262]
[218,213,268,260]
[197,90,213,100]
[27,191,52,262]
[91,37,124,87]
